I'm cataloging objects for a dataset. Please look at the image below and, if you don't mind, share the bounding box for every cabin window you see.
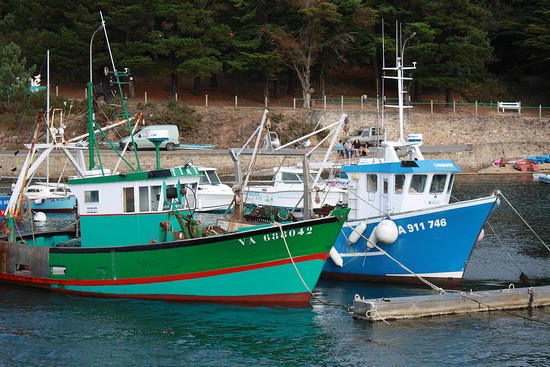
[430,174,447,194]
[163,185,175,210]
[151,185,161,211]
[410,174,427,194]
[84,190,99,203]
[366,174,377,192]
[395,174,405,194]
[281,172,301,183]
[199,172,210,185]
[383,179,388,194]
[139,186,149,212]
[447,174,455,194]
[205,170,222,185]
[123,187,135,213]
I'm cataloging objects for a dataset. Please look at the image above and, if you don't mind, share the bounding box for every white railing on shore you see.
[69,87,549,119]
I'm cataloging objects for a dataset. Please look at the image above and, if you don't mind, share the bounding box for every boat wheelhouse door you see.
[382,177,389,213]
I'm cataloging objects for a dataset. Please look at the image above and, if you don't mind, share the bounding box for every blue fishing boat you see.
[321,31,501,286]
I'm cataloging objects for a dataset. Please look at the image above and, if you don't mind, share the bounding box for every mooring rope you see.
[459,287,550,325]
[275,222,352,311]
[486,220,525,274]
[348,223,446,295]
[500,192,550,252]
[364,301,390,324]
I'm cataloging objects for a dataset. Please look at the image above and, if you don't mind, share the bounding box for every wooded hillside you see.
[0,0,548,110]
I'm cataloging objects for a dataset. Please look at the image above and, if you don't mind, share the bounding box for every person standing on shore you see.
[344,139,353,158]
[352,139,362,157]
[336,139,343,159]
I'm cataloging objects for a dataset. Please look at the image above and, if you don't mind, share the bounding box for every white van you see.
[119,125,180,151]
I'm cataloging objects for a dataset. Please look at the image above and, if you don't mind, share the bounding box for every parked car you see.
[119,125,180,151]
[345,126,386,147]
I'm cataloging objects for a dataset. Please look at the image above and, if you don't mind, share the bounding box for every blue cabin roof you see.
[341,159,463,174]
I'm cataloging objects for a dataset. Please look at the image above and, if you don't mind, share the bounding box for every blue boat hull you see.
[29,195,77,212]
[322,196,499,285]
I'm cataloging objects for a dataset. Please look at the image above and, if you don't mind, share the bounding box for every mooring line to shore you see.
[486,220,525,275]
[459,287,550,326]
[500,193,550,253]
[347,224,447,295]
[276,222,353,312]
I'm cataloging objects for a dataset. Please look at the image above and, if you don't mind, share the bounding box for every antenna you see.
[382,18,385,69]
[382,21,417,142]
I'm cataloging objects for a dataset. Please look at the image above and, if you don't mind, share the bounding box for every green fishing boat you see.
[0,14,349,305]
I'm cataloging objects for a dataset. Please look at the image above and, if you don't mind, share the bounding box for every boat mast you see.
[382,22,416,142]
[87,12,140,172]
[87,19,103,171]
[46,50,50,183]
[100,11,141,172]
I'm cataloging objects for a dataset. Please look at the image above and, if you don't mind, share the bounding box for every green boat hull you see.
[0,209,348,305]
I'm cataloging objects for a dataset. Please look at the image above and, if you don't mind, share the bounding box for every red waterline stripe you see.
[52,289,313,306]
[1,253,328,287]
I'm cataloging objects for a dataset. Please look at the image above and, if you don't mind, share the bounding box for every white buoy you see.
[33,212,47,222]
[376,219,399,244]
[476,228,485,243]
[367,219,398,249]
[348,221,367,244]
[329,247,343,267]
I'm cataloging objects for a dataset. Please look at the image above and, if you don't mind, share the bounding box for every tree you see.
[0,42,35,103]
[266,0,354,108]
[222,0,287,97]
[520,0,550,78]
[315,0,376,96]
[148,0,229,97]
[416,0,493,104]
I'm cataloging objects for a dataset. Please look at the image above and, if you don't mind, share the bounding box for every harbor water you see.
[1,174,549,367]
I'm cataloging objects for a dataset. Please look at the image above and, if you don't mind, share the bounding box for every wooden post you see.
[453,100,456,116]
[324,95,326,110]
[431,100,433,114]
[293,98,296,110]
[144,92,148,104]
[235,95,238,108]
[475,101,478,116]
[341,95,344,110]
[175,93,178,102]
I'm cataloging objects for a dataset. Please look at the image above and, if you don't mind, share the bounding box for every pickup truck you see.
[345,126,386,147]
